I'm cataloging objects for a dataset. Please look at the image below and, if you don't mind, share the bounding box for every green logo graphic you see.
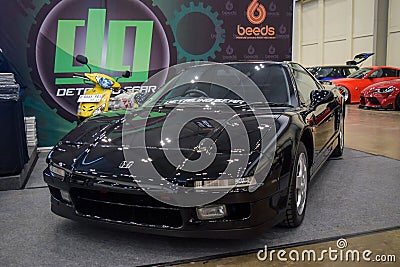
[54,9,154,85]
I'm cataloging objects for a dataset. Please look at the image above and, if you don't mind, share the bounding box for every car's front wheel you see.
[331,116,344,157]
[395,94,400,110]
[338,86,350,103]
[281,142,309,228]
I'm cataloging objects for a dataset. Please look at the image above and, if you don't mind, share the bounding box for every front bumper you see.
[44,167,285,239]
[359,94,395,110]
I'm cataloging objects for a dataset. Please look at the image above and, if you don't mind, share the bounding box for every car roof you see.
[308,65,358,68]
[361,66,400,69]
[226,61,285,65]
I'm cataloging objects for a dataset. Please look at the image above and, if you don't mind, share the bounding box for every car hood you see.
[48,106,287,180]
[362,79,400,94]
[332,78,359,85]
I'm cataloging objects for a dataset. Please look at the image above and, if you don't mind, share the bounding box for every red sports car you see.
[332,66,400,103]
[359,79,400,110]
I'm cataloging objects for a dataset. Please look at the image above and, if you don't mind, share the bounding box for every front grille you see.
[70,188,183,228]
[368,97,380,105]
[360,96,366,105]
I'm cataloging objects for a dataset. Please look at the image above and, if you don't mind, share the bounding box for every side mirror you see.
[76,55,88,65]
[122,70,131,78]
[310,89,334,109]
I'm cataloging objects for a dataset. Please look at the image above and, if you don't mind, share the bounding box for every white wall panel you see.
[293,2,302,62]
[294,0,394,67]
[323,41,348,65]
[387,0,400,67]
[388,0,400,31]
[301,1,319,45]
[353,36,374,66]
[301,44,320,67]
[387,33,400,67]
[324,0,348,42]
[353,0,375,37]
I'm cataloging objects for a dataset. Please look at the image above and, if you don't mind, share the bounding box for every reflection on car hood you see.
[48,106,288,180]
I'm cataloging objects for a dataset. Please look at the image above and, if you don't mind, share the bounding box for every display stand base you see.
[0,146,38,191]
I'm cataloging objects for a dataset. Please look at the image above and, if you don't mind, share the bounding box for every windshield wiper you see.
[233,102,294,108]
[267,103,294,107]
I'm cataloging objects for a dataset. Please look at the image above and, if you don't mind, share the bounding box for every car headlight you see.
[196,205,227,220]
[95,76,114,89]
[49,165,66,180]
[372,87,394,94]
[93,104,106,116]
[194,176,257,189]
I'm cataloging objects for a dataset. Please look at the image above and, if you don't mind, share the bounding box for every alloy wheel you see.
[295,153,308,215]
[339,121,344,152]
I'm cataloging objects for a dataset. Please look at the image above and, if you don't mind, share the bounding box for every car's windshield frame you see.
[347,68,373,79]
[142,63,298,108]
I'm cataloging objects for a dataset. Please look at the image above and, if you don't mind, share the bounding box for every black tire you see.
[395,94,400,111]
[331,115,344,157]
[281,142,309,228]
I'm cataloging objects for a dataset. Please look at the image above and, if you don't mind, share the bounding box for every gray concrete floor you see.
[24,153,47,189]
[345,105,400,160]
[1,105,400,266]
[178,105,400,267]
[0,149,399,266]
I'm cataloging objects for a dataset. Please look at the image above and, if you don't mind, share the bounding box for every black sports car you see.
[44,62,345,238]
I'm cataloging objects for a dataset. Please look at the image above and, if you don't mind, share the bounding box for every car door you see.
[381,68,400,80]
[289,63,336,167]
[365,68,399,85]
[352,69,383,97]
[342,67,358,77]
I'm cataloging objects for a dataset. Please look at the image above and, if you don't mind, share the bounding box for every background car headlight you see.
[96,76,114,89]
[372,87,394,94]
[194,176,256,189]
[49,165,65,180]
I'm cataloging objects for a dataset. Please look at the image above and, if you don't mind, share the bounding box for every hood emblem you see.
[119,161,134,169]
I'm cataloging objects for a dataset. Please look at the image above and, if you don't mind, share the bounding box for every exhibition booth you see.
[0,0,399,266]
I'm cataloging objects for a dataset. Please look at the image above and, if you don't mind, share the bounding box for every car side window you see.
[343,68,357,77]
[382,68,398,77]
[290,63,320,104]
[330,68,341,77]
[369,69,383,78]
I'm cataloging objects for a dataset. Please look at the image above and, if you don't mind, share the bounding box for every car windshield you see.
[307,67,317,75]
[348,68,372,79]
[314,67,334,78]
[143,63,291,107]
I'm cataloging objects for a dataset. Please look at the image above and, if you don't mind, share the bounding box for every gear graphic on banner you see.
[27,0,75,122]
[26,0,78,145]
[167,2,225,61]
[151,0,164,7]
